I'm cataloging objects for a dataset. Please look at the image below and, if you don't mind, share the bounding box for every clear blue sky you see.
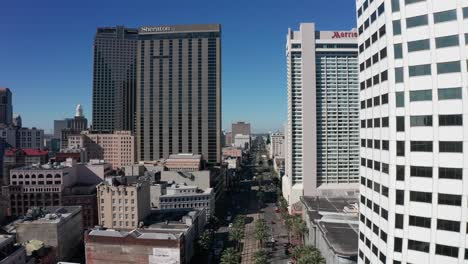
[0,0,356,134]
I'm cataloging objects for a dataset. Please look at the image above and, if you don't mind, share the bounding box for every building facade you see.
[159,184,214,218]
[283,23,360,205]
[93,26,138,132]
[68,130,135,169]
[136,24,222,164]
[357,1,468,264]
[0,88,12,127]
[270,132,285,158]
[97,181,151,230]
[231,122,251,137]
[13,206,83,262]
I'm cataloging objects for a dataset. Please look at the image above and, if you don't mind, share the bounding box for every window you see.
[436,244,459,258]
[434,9,457,24]
[393,20,401,35]
[409,215,431,228]
[437,61,461,74]
[439,114,463,126]
[374,140,380,149]
[409,192,432,205]
[374,118,381,127]
[411,166,432,177]
[435,35,459,49]
[382,140,389,150]
[405,0,424,4]
[395,213,404,228]
[394,43,403,58]
[437,219,460,232]
[439,141,463,153]
[382,117,389,127]
[411,141,433,152]
[378,3,385,16]
[395,67,404,83]
[407,15,428,28]
[396,190,404,205]
[396,92,404,107]
[380,48,387,60]
[408,39,430,52]
[410,115,432,126]
[394,237,403,252]
[396,116,405,132]
[382,163,389,173]
[382,93,388,104]
[438,87,462,100]
[379,25,386,37]
[439,167,462,180]
[410,90,432,101]
[381,208,388,220]
[397,141,405,156]
[396,165,405,181]
[380,230,387,242]
[408,239,430,253]
[391,0,400,12]
[409,64,431,76]
[439,193,461,206]
[382,186,389,197]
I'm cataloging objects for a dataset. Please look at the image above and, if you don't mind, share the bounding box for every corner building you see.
[283,23,360,205]
[136,25,221,164]
[357,1,468,263]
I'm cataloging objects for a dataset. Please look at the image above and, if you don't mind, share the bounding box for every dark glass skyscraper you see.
[136,24,222,164]
[92,26,138,132]
[0,88,12,127]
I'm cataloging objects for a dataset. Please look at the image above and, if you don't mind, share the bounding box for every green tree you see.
[220,247,240,264]
[291,245,316,260]
[197,230,213,252]
[229,226,244,250]
[253,249,268,264]
[284,215,293,243]
[254,219,269,247]
[292,215,308,245]
[298,250,325,264]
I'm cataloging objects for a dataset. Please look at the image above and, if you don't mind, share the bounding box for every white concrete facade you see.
[270,132,285,158]
[283,23,360,206]
[357,1,468,264]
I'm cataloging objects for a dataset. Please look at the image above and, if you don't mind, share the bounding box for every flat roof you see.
[301,193,359,256]
[319,222,359,256]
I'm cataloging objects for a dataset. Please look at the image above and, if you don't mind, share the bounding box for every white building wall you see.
[357,1,468,264]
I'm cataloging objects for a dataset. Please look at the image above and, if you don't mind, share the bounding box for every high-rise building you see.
[232,122,251,137]
[93,26,138,132]
[357,1,468,264]
[0,88,12,127]
[283,23,360,205]
[136,24,222,164]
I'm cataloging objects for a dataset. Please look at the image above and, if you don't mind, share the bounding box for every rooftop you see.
[5,148,48,157]
[167,153,202,160]
[301,192,359,257]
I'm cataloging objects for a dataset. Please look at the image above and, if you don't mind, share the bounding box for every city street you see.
[212,136,289,264]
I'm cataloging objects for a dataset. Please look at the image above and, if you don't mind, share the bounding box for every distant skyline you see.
[0,0,356,134]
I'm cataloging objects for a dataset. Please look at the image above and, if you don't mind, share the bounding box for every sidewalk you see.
[241,212,259,264]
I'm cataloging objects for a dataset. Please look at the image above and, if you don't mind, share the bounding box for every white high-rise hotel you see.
[357,0,468,263]
[283,23,360,205]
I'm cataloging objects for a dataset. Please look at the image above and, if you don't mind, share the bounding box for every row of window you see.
[359,25,386,54]
[394,61,462,82]
[359,228,387,264]
[360,93,389,108]
[395,88,463,108]
[361,158,389,174]
[394,141,464,153]
[395,190,462,206]
[362,115,463,129]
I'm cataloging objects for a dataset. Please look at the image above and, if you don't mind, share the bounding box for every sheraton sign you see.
[332,32,358,39]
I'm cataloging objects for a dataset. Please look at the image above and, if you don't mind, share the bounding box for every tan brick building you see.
[97,180,150,230]
[68,130,135,169]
